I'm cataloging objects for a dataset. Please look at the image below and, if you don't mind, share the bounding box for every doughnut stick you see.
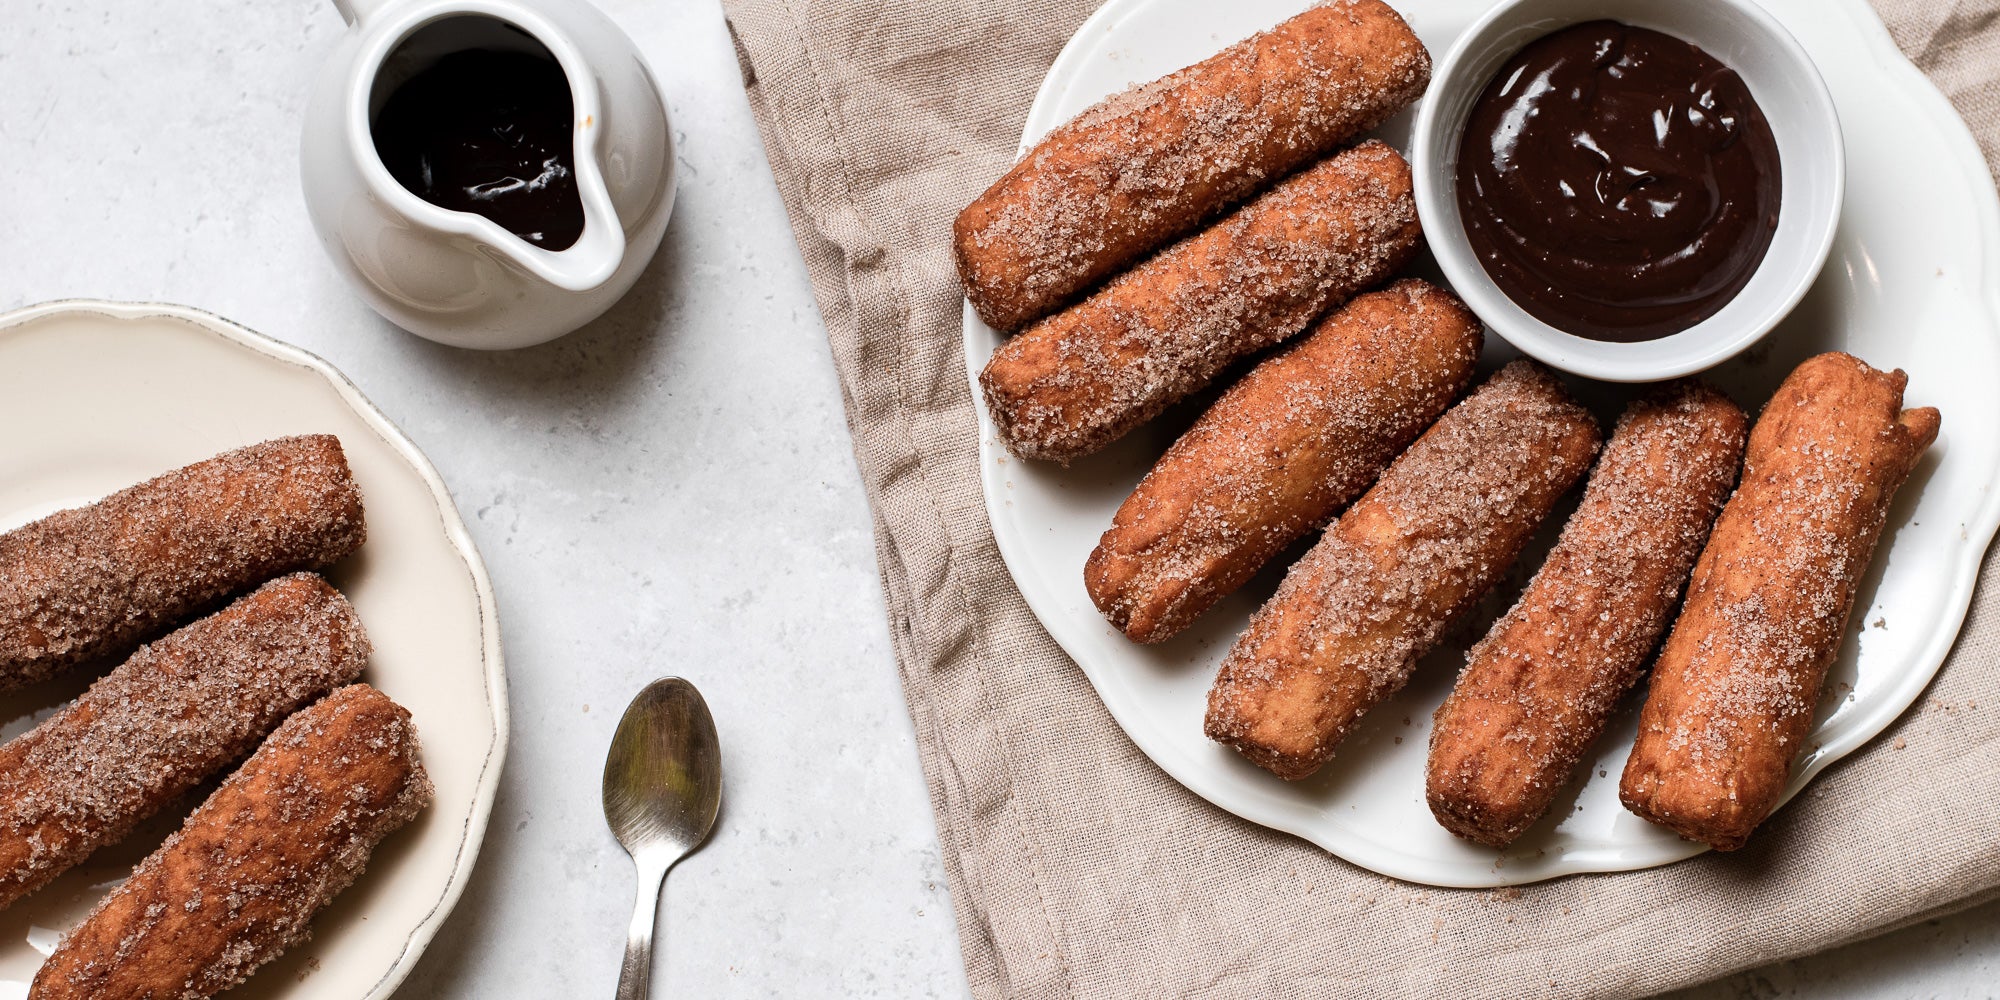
[1426,382,1747,847]
[954,0,1430,331]
[1086,280,1481,643]
[1206,361,1601,780]
[0,435,365,689]
[30,684,430,1000]
[980,140,1420,463]
[1620,352,1939,850]
[0,573,367,910]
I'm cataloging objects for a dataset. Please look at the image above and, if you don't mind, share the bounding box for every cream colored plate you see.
[965,0,2000,886]
[0,301,506,997]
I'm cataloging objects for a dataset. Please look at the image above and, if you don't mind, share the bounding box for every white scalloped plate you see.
[0,301,506,994]
[964,0,2000,886]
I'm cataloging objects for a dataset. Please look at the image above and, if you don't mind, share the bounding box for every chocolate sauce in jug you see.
[372,48,585,251]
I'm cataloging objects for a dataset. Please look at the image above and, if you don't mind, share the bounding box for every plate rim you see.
[962,0,2000,886]
[0,297,509,995]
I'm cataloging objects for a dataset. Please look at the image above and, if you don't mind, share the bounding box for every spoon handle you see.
[616,855,671,1000]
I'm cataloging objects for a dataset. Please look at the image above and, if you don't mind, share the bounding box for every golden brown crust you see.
[0,573,368,911]
[1426,382,1747,847]
[1619,352,1939,851]
[979,141,1420,463]
[953,0,1430,331]
[0,435,365,689]
[1086,280,1481,643]
[30,684,431,1000]
[1205,361,1601,780]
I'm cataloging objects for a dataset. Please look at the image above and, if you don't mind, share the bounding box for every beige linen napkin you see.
[719,0,2000,995]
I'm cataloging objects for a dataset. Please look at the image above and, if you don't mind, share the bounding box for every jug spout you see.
[496,223,626,294]
[487,151,627,294]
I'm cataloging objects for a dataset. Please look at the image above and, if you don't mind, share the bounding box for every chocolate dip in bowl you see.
[1412,0,1842,382]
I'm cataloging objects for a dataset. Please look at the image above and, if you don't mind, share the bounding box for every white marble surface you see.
[1,0,1998,997]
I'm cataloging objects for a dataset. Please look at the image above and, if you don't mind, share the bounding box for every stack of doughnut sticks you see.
[957,1,1940,852]
[0,435,430,998]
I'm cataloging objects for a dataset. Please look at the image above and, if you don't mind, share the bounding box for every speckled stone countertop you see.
[0,0,1995,996]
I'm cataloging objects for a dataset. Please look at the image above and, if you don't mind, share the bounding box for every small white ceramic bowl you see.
[1410,0,1844,382]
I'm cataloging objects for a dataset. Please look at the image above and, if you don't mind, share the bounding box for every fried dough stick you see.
[1620,353,1939,850]
[1427,383,1747,847]
[0,434,365,689]
[981,141,1419,463]
[0,573,367,910]
[1206,361,1600,780]
[31,684,430,1000]
[1086,281,1481,643]
[954,0,1430,331]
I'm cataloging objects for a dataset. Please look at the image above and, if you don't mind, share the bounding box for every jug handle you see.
[333,0,392,26]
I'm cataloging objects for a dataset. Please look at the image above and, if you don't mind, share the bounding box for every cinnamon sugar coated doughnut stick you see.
[1205,361,1601,780]
[30,684,429,1000]
[1427,383,1747,847]
[1086,280,1480,643]
[1620,353,1939,851]
[980,140,1420,463]
[0,434,365,689]
[953,0,1431,331]
[0,573,367,911]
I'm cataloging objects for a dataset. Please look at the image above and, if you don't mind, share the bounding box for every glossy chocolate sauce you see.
[1456,21,1781,342]
[373,48,584,251]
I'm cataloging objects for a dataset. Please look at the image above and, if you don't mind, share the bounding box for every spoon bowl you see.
[602,677,721,1000]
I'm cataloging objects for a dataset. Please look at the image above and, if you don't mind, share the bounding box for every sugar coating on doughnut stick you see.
[30,684,429,1000]
[1205,361,1601,781]
[0,434,365,689]
[0,573,368,911]
[981,140,1420,463]
[1619,352,1939,851]
[1426,382,1747,847]
[1087,280,1481,644]
[954,0,1430,331]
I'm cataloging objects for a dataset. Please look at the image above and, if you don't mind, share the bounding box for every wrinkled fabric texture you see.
[718,0,2000,996]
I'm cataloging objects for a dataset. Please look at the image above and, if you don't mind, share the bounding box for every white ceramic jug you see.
[302,0,675,349]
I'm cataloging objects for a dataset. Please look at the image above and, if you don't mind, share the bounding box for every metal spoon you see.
[603,677,722,1000]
